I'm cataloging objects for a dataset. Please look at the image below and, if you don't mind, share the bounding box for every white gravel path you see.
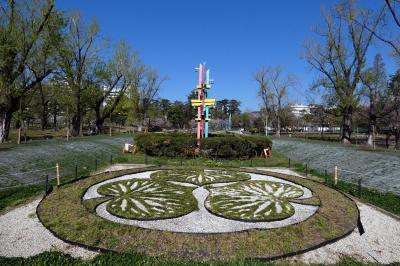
[0,198,97,259]
[290,202,400,264]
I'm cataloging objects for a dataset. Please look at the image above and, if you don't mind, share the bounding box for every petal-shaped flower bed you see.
[151,169,251,186]
[205,180,304,221]
[97,179,197,220]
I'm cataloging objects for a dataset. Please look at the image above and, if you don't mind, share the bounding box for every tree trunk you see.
[70,92,82,137]
[95,118,104,134]
[367,124,376,146]
[341,106,353,144]
[276,116,281,137]
[70,114,81,137]
[0,109,13,143]
[394,130,400,150]
[39,86,48,131]
[367,93,377,146]
[40,104,48,131]
[53,111,57,130]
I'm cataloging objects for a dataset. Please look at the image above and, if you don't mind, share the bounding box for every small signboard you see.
[260,148,272,158]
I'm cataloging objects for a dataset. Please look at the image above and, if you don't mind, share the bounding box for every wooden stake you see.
[18,127,21,145]
[334,165,338,186]
[56,162,60,188]
[66,128,69,142]
[109,126,112,137]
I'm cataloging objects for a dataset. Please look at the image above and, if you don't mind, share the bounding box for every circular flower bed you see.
[37,167,358,261]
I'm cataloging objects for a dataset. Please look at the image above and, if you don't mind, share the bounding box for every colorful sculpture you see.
[191,63,216,146]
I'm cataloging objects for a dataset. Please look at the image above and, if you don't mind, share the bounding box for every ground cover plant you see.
[97,179,197,219]
[37,166,358,261]
[151,169,251,186]
[205,181,304,222]
[272,137,400,196]
[0,134,132,187]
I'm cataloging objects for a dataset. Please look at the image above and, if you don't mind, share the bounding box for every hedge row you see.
[134,133,272,159]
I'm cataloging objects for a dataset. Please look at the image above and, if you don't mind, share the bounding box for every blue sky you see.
[56,0,397,111]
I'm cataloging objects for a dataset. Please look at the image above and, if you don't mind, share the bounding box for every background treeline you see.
[0,0,168,143]
[253,1,400,149]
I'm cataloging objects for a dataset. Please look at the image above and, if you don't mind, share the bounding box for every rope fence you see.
[0,150,125,192]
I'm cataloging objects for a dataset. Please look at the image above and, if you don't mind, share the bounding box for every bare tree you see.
[360,54,388,146]
[303,1,384,144]
[0,0,63,142]
[254,67,272,136]
[254,66,296,137]
[130,68,167,132]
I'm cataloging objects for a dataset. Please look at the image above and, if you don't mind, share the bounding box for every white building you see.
[291,104,314,117]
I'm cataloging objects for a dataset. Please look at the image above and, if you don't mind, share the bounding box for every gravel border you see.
[0,198,97,259]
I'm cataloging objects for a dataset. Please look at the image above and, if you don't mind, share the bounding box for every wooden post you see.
[288,158,291,168]
[45,175,49,195]
[56,162,60,188]
[109,126,112,137]
[18,98,22,145]
[17,127,21,144]
[324,169,328,184]
[24,121,27,143]
[66,127,69,142]
[334,166,338,186]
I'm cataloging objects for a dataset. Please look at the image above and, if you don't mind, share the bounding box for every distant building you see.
[291,104,314,117]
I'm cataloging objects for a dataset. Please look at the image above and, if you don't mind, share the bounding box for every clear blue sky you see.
[56,0,397,111]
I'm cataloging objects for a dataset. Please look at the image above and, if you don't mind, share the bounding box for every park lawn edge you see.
[37,166,358,261]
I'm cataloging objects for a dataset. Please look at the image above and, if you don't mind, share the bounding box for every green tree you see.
[167,101,192,129]
[0,0,63,142]
[56,13,100,137]
[86,40,142,133]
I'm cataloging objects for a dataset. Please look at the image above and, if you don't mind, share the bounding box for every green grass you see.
[0,251,386,266]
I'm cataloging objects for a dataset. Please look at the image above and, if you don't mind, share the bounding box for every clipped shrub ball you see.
[134,133,272,159]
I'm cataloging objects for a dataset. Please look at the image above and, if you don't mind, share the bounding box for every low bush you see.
[135,133,272,159]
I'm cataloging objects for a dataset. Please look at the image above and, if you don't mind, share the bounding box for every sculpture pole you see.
[191,63,216,146]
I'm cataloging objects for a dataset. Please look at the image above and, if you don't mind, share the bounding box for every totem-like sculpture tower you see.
[191,63,216,146]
